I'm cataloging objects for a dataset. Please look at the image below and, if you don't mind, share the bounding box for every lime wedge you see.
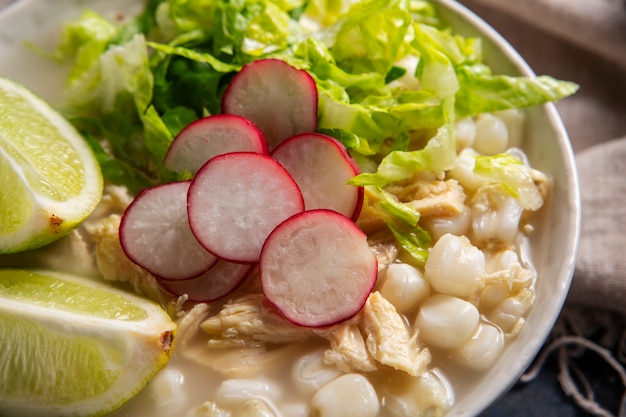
[0,268,177,417]
[0,76,103,254]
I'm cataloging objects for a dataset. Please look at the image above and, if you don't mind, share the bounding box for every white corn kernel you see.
[485,249,520,274]
[379,263,430,314]
[381,369,453,417]
[234,399,278,417]
[148,368,186,410]
[447,148,485,194]
[488,288,535,334]
[422,205,471,241]
[281,403,309,417]
[291,348,341,395]
[188,401,229,417]
[473,113,509,155]
[216,378,281,407]
[471,188,524,247]
[451,321,504,371]
[455,117,476,150]
[310,374,379,417]
[425,233,485,298]
[479,281,511,311]
[494,109,525,148]
[505,147,530,166]
[415,294,480,349]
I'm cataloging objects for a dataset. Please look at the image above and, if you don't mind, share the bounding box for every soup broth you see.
[0,112,545,417]
[91,107,546,417]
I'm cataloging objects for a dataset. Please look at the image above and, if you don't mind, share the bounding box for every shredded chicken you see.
[529,166,552,202]
[361,292,431,377]
[356,188,387,234]
[321,322,377,373]
[80,184,163,298]
[392,178,466,218]
[200,293,314,348]
[176,303,212,345]
[85,184,134,221]
[369,238,398,273]
[318,292,431,377]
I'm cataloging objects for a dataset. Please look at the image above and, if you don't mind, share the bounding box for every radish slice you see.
[259,209,378,328]
[271,133,364,220]
[221,58,318,150]
[159,260,251,302]
[188,152,305,263]
[164,114,269,175]
[120,181,218,280]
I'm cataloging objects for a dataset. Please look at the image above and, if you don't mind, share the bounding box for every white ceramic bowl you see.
[0,0,580,415]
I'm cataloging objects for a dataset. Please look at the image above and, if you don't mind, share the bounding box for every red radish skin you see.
[259,209,378,328]
[221,58,318,150]
[119,181,218,281]
[188,152,305,264]
[271,132,364,221]
[159,260,251,302]
[164,114,269,175]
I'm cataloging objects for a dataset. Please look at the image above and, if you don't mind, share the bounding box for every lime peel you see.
[0,268,176,417]
[0,76,103,254]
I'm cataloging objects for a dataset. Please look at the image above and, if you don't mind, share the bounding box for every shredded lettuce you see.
[365,186,432,266]
[49,0,578,261]
[473,153,544,211]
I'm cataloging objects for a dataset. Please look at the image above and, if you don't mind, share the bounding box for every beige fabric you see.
[573,138,626,314]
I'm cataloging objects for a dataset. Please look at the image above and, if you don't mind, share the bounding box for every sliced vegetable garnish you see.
[164,114,269,175]
[260,209,378,328]
[188,152,305,263]
[222,58,319,150]
[159,260,251,302]
[272,132,363,220]
[119,181,218,281]
[48,0,577,316]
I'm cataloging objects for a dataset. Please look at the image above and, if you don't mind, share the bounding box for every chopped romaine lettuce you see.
[361,185,431,267]
[53,10,118,86]
[48,0,577,261]
[473,153,544,211]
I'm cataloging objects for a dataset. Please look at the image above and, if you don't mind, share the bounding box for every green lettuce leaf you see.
[53,10,118,86]
[455,65,580,117]
[473,153,544,210]
[57,33,175,192]
[365,186,432,267]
